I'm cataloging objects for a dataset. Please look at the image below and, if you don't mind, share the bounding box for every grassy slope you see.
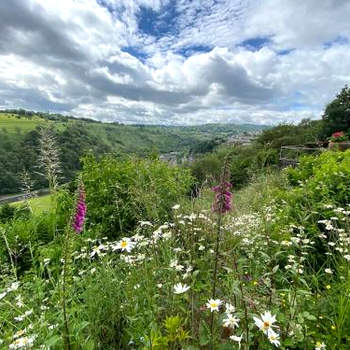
[0,112,267,154]
[0,114,45,134]
[13,195,51,215]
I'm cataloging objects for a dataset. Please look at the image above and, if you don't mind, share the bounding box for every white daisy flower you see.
[267,329,280,347]
[225,303,236,314]
[206,299,222,312]
[253,311,277,334]
[173,283,190,294]
[223,314,240,329]
[114,238,135,252]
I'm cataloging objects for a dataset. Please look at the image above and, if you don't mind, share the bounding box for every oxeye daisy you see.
[115,238,135,252]
[223,314,240,329]
[253,311,277,334]
[173,283,190,294]
[267,329,280,347]
[206,298,222,312]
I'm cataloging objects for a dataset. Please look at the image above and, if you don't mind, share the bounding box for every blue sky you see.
[0,0,349,125]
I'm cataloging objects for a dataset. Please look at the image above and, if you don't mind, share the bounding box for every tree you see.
[321,85,350,139]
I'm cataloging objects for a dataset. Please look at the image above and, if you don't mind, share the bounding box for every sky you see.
[0,0,349,125]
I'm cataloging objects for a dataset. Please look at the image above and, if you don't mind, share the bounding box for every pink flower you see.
[332,131,344,138]
[212,181,232,214]
[72,184,87,233]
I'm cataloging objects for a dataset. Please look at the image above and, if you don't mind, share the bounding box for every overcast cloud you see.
[0,0,349,125]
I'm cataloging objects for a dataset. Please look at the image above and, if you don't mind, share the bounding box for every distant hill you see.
[0,109,269,195]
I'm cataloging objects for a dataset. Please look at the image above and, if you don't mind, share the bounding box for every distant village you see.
[159,131,260,165]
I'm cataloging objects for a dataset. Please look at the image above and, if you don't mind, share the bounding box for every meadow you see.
[1,147,350,349]
[0,114,45,135]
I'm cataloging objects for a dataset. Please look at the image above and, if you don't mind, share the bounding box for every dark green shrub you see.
[0,203,16,222]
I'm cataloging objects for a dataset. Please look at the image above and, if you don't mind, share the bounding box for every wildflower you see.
[253,311,277,334]
[9,335,36,349]
[315,341,326,349]
[212,181,232,214]
[114,238,135,252]
[344,254,350,261]
[225,303,236,314]
[267,329,280,347]
[72,184,87,233]
[172,204,180,210]
[139,221,153,227]
[326,285,331,289]
[325,268,333,274]
[230,335,242,347]
[223,314,240,329]
[173,283,190,294]
[8,282,20,292]
[206,299,222,312]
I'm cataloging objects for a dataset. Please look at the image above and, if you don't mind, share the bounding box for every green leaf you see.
[45,335,61,347]
[199,320,210,346]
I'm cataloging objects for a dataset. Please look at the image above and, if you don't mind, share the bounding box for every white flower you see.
[198,245,205,251]
[9,335,36,349]
[206,299,222,312]
[223,314,240,329]
[253,311,277,334]
[139,221,153,227]
[344,254,350,261]
[114,238,135,252]
[90,246,101,257]
[230,335,242,347]
[267,329,280,347]
[173,283,190,294]
[157,283,163,288]
[325,268,333,274]
[7,282,20,292]
[315,341,326,350]
[172,204,180,210]
[225,303,236,314]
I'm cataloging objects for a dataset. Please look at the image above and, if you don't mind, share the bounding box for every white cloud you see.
[0,0,349,125]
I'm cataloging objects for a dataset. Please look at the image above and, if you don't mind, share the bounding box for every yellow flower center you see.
[121,241,128,248]
[263,321,270,329]
[211,302,218,308]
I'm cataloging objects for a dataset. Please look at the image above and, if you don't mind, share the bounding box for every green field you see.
[13,195,51,215]
[0,113,46,134]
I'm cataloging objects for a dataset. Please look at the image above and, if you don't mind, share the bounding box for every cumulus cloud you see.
[0,0,349,125]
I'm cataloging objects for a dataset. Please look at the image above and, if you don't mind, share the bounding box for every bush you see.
[81,155,193,237]
[188,145,279,189]
[0,203,16,223]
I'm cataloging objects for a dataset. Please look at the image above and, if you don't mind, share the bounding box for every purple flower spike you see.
[212,181,232,214]
[72,184,87,233]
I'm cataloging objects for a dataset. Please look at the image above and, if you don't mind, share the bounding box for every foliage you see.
[188,144,279,189]
[82,155,194,237]
[1,151,350,348]
[256,118,323,149]
[320,85,350,139]
[0,203,16,223]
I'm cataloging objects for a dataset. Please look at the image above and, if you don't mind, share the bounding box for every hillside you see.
[0,111,268,196]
